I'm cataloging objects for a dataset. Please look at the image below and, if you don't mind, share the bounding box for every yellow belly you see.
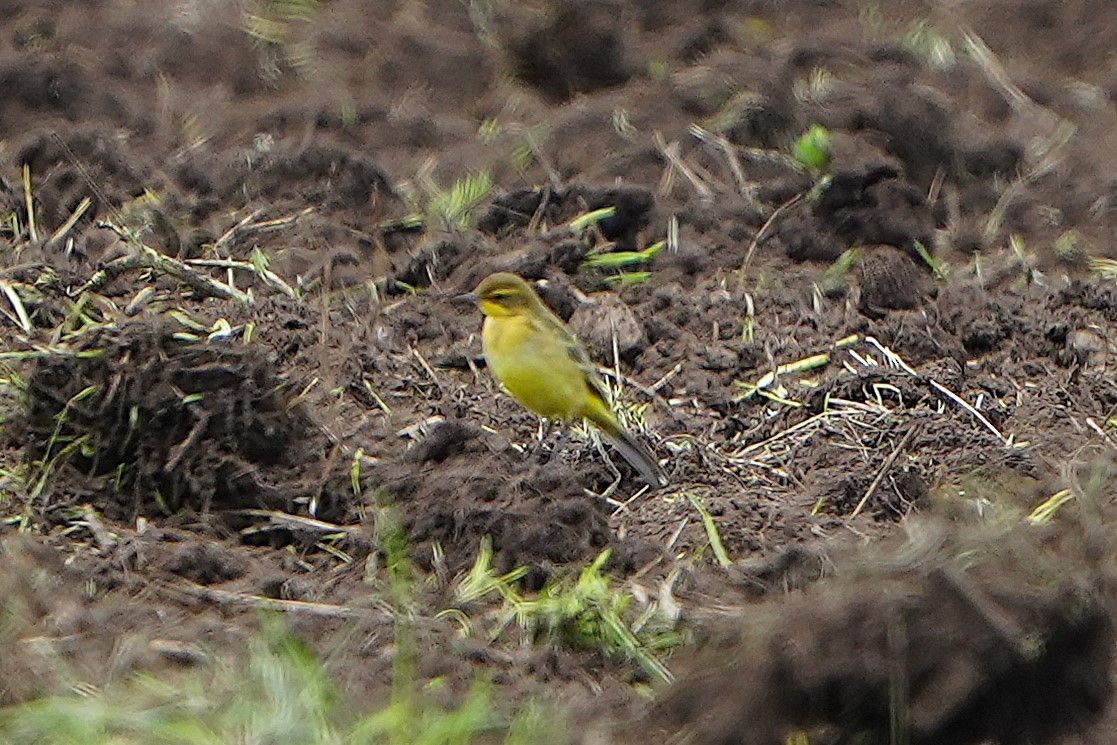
[482,315,588,420]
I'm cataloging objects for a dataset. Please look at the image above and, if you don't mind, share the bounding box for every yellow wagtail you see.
[463,272,668,487]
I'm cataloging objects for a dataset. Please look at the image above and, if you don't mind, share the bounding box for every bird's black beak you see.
[453,291,479,306]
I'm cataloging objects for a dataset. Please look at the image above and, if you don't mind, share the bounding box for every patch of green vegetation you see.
[821,247,860,294]
[431,170,493,229]
[0,383,99,526]
[603,271,653,286]
[0,507,571,745]
[686,493,732,567]
[478,116,504,143]
[453,539,683,684]
[396,170,494,233]
[568,206,616,233]
[791,124,832,173]
[1054,229,1089,266]
[243,0,321,76]
[583,240,665,270]
[0,614,565,745]
[913,241,948,281]
[1087,255,1117,280]
[1007,234,1043,290]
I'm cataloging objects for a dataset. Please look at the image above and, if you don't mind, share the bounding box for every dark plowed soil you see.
[4,0,1117,741]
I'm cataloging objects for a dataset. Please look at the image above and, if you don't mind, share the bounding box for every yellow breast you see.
[482,315,590,420]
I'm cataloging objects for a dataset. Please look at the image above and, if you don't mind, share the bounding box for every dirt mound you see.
[648,497,1117,744]
[19,319,354,524]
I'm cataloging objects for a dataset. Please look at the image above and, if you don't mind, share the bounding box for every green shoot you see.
[742,293,756,342]
[735,353,830,401]
[22,164,38,244]
[686,494,732,567]
[377,214,425,234]
[456,537,529,606]
[1054,229,1089,264]
[603,271,652,285]
[583,240,665,269]
[478,117,503,142]
[1027,489,1075,525]
[791,124,832,172]
[913,241,948,281]
[428,171,493,230]
[349,448,365,496]
[1088,256,1117,280]
[822,247,860,293]
[568,207,616,232]
[452,547,679,683]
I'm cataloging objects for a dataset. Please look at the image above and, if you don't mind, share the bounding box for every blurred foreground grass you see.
[0,616,567,745]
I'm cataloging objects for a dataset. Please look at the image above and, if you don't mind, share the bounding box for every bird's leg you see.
[550,424,571,464]
[592,435,624,502]
[523,418,555,463]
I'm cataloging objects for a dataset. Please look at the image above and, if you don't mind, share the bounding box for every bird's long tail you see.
[591,414,669,487]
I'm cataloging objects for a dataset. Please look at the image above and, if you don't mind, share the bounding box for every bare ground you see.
[3,0,1117,742]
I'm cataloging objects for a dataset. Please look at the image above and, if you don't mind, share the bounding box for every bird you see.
[462,272,668,487]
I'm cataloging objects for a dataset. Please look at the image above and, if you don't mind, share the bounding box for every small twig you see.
[690,124,756,206]
[81,222,251,302]
[22,164,38,244]
[610,483,650,518]
[185,258,298,299]
[234,509,362,534]
[411,348,443,391]
[164,412,211,472]
[849,422,922,519]
[1086,417,1117,453]
[665,516,689,552]
[82,504,118,552]
[739,193,802,284]
[46,197,93,249]
[649,361,684,393]
[728,409,851,460]
[655,131,713,201]
[0,280,33,333]
[526,183,552,232]
[927,377,1009,444]
[863,336,1010,445]
[160,581,358,617]
[212,208,266,255]
[51,132,118,216]
[961,29,1056,127]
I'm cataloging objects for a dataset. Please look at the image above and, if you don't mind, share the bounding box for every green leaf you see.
[791,124,832,171]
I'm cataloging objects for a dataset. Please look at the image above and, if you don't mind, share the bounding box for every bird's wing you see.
[561,325,612,404]
[534,311,612,404]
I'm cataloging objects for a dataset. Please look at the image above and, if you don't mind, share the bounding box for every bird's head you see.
[469,272,540,318]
